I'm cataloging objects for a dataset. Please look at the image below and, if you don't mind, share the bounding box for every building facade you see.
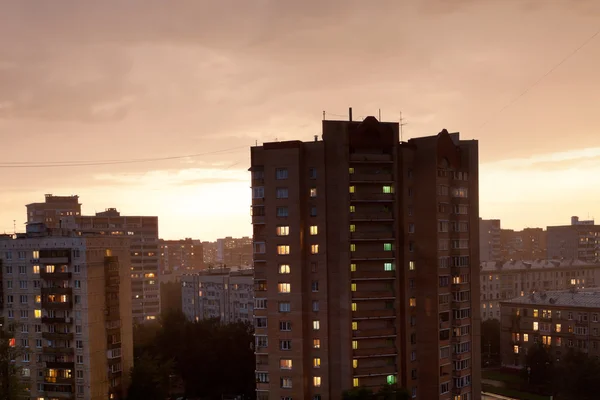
[159,238,204,274]
[216,237,253,267]
[251,114,481,400]
[27,195,81,229]
[500,290,600,368]
[480,259,600,321]
[547,217,600,262]
[0,224,133,400]
[181,267,253,324]
[479,219,501,262]
[499,228,546,261]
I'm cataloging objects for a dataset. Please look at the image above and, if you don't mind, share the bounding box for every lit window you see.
[513,345,519,354]
[350,224,356,232]
[387,375,397,385]
[353,378,359,387]
[556,324,561,333]
[277,226,290,236]
[46,265,55,273]
[352,321,358,330]
[349,167,354,174]
[310,226,318,235]
[280,359,292,370]
[409,298,416,307]
[279,264,291,274]
[32,265,40,274]
[352,340,358,349]
[384,243,393,251]
[278,283,291,293]
[313,339,321,349]
[409,261,415,271]
[352,303,357,311]
[35,295,40,303]
[533,322,539,331]
[524,334,529,342]
[351,283,357,292]
[313,376,321,387]
[349,186,355,193]
[313,320,320,330]
[34,310,41,319]
[32,250,39,259]
[350,244,356,252]
[277,245,290,255]
[313,357,321,368]
[353,359,358,368]
[533,309,539,318]
[350,205,355,213]
[310,188,317,197]
[311,244,319,254]
[350,263,357,272]
[384,262,394,271]
[382,186,393,194]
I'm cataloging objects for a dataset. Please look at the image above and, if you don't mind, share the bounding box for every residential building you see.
[479,219,501,262]
[181,267,253,324]
[202,241,218,266]
[159,238,204,273]
[500,228,546,261]
[0,223,133,400]
[26,194,81,228]
[500,290,600,368]
[250,112,481,400]
[480,259,600,320]
[547,217,600,262]
[216,236,253,267]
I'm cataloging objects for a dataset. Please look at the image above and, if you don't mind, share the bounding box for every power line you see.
[478,24,600,130]
[0,145,249,168]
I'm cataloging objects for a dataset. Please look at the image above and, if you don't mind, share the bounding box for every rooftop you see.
[502,289,600,308]
[480,259,599,272]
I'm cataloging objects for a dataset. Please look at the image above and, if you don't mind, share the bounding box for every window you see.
[556,324,561,333]
[278,283,291,293]
[77,355,84,364]
[32,265,40,274]
[252,186,265,198]
[277,207,289,217]
[311,244,319,254]
[20,310,29,319]
[74,265,81,273]
[313,301,319,312]
[310,188,317,197]
[276,168,288,180]
[352,340,358,349]
[350,243,356,252]
[309,168,317,179]
[409,261,415,271]
[254,242,266,254]
[440,382,450,394]
[20,295,27,304]
[408,223,415,233]
[34,309,41,319]
[313,376,322,387]
[312,281,319,292]
[276,226,290,236]
[353,378,359,388]
[349,186,355,193]
[351,283,357,292]
[451,187,468,198]
[384,262,394,271]
[279,302,291,312]
[350,263,356,272]
[279,264,291,274]
[74,280,81,288]
[382,185,393,194]
[313,339,321,349]
[310,206,317,217]
[310,226,318,235]
[280,377,292,388]
[280,359,292,369]
[523,334,529,342]
[313,357,321,368]
[280,340,292,351]
[276,187,289,199]
[19,281,27,289]
[277,245,290,255]
[280,321,291,331]
[533,321,539,331]
[383,243,393,251]
[255,299,267,309]
[352,302,357,311]
[313,320,320,330]
[76,340,83,349]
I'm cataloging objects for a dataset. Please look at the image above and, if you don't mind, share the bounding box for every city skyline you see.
[3,1,600,239]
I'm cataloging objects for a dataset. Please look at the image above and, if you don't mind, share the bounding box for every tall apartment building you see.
[479,219,501,262]
[25,196,160,324]
[500,228,546,261]
[216,236,253,267]
[159,238,204,273]
[181,267,253,324]
[0,223,133,400]
[547,216,600,262]
[500,290,600,368]
[202,241,218,266]
[480,259,600,320]
[27,194,81,228]
[250,113,481,400]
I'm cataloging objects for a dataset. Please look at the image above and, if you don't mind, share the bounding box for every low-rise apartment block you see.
[181,267,253,324]
[547,216,600,262]
[500,290,600,368]
[0,223,133,400]
[481,259,600,320]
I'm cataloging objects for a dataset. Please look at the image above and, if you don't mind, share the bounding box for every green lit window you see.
[384,262,394,271]
[386,375,397,385]
[350,244,356,252]
[349,167,355,174]
[349,186,355,193]
[383,243,393,251]
[383,185,393,194]
[350,263,356,272]
[350,224,356,232]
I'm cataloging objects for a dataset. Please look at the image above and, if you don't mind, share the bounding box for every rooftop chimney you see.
[349,107,353,122]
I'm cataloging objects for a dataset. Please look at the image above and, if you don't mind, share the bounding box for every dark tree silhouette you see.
[481,318,501,365]
[0,323,29,400]
[127,352,172,400]
[523,342,553,387]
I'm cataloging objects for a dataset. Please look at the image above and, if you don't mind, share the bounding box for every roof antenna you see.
[400,111,408,141]
[323,110,326,120]
[378,109,381,120]
[349,107,353,122]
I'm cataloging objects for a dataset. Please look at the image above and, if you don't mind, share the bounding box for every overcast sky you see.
[1,0,600,240]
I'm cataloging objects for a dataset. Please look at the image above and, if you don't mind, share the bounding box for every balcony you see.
[45,361,75,370]
[353,290,395,300]
[41,287,72,296]
[353,309,396,319]
[42,317,73,325]
[351,231,394,241]
[40,271,72,281]
[42,347,75,355]
[45,376,75,385]
[351,251,395,261]
[453,368,471,378]
[350,212,393,221]
[40,257,70,264]
[453,318,470,327]
[350,173,393,183]
[42,301,73,311]
[252,215,265,225]
[350,193,394,202]
[350,153,393,163]
[353,327,396,338]
[351,270,395,280]
[42,332,74,341]
[353,365,397,377]
[452,352,470,361]
[353,346,397,357]
[43,387,74,399]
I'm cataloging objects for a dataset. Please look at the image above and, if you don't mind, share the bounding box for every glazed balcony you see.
[352,290,396,301]
[42,317,73,325]
[45,361,75,370]
[350,193,394,202]
[351,270,396,280]
[353,346,397,357]
[350,231,394,241]
[350,251,395,261]
[353,327,396,339]
[350,212,393,221]
[45,376,75,385]
[41,271,72,281]
[42,346,75,355]
[350,153,393,163]
[350,173,393,183]
[353,365,397,377]
[42,332,74,341]
[41,287,72,296]
[42,301,73,311]
[353,309,396,319]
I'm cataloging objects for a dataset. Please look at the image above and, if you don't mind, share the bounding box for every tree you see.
[553,349,600,400]
[343,387,374,400]
[523,342,553,388]
[0,323,29,400]
[481,319,501,365]
[127,352,172,400]
[343,385,410,400]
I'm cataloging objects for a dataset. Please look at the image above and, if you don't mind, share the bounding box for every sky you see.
[1,0,600,240]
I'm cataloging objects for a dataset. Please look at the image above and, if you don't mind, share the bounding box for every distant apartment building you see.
[480,259,600,320]
[547,216,600,262]
[216,236,253,267]
[499,228,546,261]
[479,219,501,262]
[202,241,218,266]
[251,114,481,400]
[159,238,204,273]
[181,267,253,324]
[500,290,600,368]
[26,196,160,324]
[0,224,133,400]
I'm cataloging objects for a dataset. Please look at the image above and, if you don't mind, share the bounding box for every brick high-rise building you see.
[547,216,600,262]
[27,194,81,228]
[251,113,481,400]
[479,219,501,262]
[0,223,133,400]
[159,238,204,273]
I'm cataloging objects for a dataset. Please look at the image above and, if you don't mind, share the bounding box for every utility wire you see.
[0,145,249,168]
[478,24,600,130]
